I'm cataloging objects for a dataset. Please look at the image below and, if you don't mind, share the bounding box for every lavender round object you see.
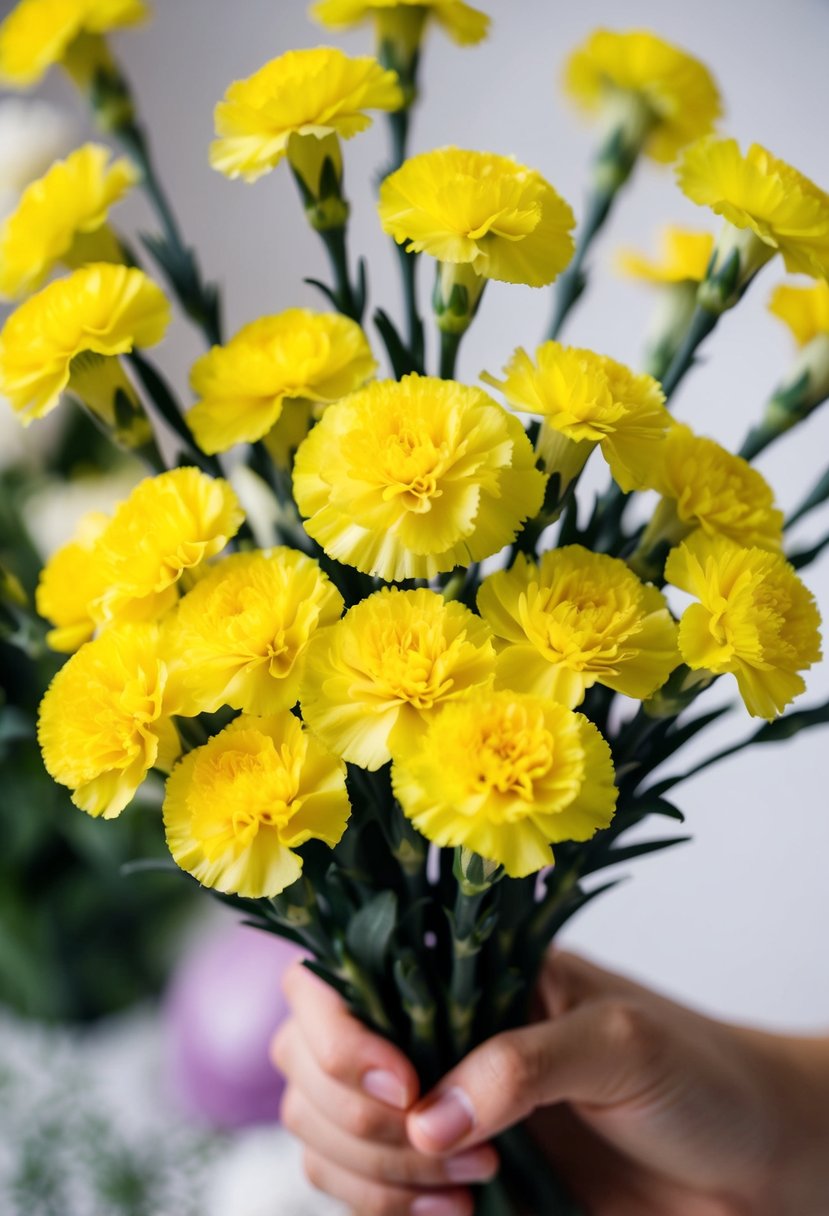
[165,922,301,1128]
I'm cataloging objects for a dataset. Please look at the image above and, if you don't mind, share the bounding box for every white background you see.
[20,0,829,1031]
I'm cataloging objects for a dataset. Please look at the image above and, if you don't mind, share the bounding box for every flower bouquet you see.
[1,2,828,1213]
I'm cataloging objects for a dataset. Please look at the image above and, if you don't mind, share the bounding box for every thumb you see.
[407,998,665,1155]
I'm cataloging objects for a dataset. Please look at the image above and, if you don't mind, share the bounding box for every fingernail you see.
[362,1068,408,1110]
[444,1147,497,1184]
[411,1086,475,1150]
[411,1197,465,1216]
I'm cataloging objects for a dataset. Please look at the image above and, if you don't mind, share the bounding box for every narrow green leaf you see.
[786,465,829,529]
[373,308,423,377]
[788,531,829,569]
[640,696,829,797]
[303,958,352,1001]
[345,889,398,973]
[304,276,341,311]
[582,836,691,875]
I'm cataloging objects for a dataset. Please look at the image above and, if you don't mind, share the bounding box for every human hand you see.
[272,950,829,1215]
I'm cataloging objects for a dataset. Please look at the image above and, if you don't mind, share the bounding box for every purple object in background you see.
[164,920,301,1128]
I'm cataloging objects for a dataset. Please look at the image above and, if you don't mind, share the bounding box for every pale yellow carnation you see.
[292,374,546,580]
[38,622,179,818]
[210,46,403,183]
[165,548,343,717]
[310,0,489,47]
[0,143,135,299]
[163,713,350,898]
[378,147,574,287]
[478,548,679,708]
[564,29,721,164]
[300,587,495,770]
[0,263,169,424]
[678,137,829,281]
[187,309,376,455]
[94,467,245,623]
[391,691,618,877]
[0,0,148,87]
[665,534,822,719]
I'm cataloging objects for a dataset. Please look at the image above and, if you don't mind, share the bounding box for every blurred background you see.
[1,0,828,1212]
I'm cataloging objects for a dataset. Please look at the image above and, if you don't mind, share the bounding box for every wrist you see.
[744,1029,829,1216]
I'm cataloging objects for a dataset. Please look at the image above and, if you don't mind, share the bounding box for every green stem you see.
[495,1124,586,1216]
[547,186,614,340]
[388,105,412,173]
[439,328,464,380]
[317,224,364,322]
[660,305,720,400]
[396,243,424,366]
[448,881,488,1059]
[115,119,222,348]
[72,396,166,476]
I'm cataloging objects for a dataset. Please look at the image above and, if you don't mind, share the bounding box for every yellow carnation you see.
[478,548,679,709]
[187,309,376,456]
[38,622,180,818]
[482,342,669,493]
[165,549,343,717]
[35,510,110,652]
[0,143,136,300]
[310,0,489,47]
[300,587,495,770]
[0,263,170,425]
[0,0,147,86]
[617,225,714,284]
[210,47,403,184]
[391,691,617,878]
[95,467,245,623]
[163,713,350,899]
[677,137,829,281]
[665,535,822,720]
[564,29,721,164]
[769,280,829,347]
[378,147,575,288]
[634,423,784,555]
[292,374,546,581]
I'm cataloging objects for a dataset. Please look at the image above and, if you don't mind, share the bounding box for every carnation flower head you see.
[634,423,784,554]
[378,147,575,288]
[187,309,376,455]
[165,548,343,717]
[617,225,714,285]
[293,374,546,581]
[482,342,669,493]
[210,46,403,184]
[0,143,135,299]
[665,534,822,719]
[0,0,147,87]
[163,713,350,899]
[678,137,829,281]
[391,690,617,877]
[38,622,180,818]
[478,548,679,709]
[35,509,110,652]
[95,467,245,623]
[310,0,489,48]
[0,263,170,424]
[769,280,829,347]
[300,587,495,770]
[564,29,721,164]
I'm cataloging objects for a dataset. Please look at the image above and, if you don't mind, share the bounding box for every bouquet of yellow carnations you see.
[1,2,828,1212]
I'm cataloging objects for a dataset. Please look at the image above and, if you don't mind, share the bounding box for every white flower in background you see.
[206,1126,346,1216]
[23,466,141,555]
[0,97,75,217]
